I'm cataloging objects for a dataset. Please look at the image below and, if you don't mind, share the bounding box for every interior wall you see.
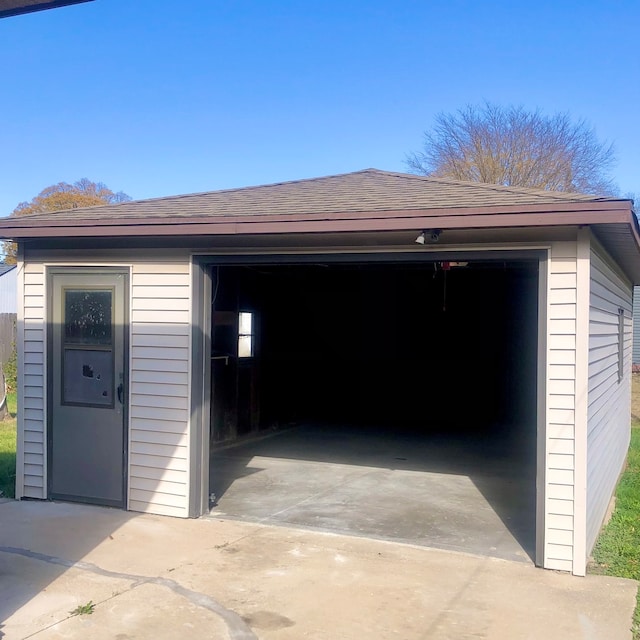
[210,261,538,440]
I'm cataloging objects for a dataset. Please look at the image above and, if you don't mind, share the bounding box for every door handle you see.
[117,383,124,404]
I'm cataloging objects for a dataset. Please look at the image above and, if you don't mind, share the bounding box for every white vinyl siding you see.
[633,287,640,364]
[586,245,632,552]
[15,250,193,518]
[18,263,47,499]
[128,261,191,517]
[544,241,579,572]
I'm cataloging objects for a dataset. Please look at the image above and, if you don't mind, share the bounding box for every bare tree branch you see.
[406,103,617,196]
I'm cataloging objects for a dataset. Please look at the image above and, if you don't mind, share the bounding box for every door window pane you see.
[62,288,114,406]
[65,290,113,345]
[63,348,113,406]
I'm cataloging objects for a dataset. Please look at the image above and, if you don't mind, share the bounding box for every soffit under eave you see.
[11,219,640,282]
[15,225,591,267]
[592,225,640,285]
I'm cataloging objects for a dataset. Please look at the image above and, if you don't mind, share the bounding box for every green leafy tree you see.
[406,103,617,196]
[2,179,131,263]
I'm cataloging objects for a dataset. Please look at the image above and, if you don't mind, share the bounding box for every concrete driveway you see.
[0,500,636,640]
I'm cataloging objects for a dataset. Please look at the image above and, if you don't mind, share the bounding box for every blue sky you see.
[0,0,638,215]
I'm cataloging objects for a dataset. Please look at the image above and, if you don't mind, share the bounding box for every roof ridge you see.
[364,169,608,202]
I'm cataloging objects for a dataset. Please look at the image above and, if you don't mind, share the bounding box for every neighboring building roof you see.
[0,0,92,18]
[0,263,17,313]
[0,168,637,280]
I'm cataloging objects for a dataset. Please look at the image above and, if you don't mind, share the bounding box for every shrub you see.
[4,343,17,393]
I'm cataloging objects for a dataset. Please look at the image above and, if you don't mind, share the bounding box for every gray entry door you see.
[49,269,128,507]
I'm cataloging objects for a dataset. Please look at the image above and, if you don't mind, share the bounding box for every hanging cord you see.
[432,262,448,312]
[440,262,451,312]
[443,268,447,312]
[211,266,220,307]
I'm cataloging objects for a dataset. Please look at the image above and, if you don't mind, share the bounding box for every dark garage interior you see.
[208,257,539,562]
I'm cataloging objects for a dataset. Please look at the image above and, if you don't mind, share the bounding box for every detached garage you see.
[0,169,637,576]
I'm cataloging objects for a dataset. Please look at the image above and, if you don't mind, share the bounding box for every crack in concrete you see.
[0,546,258,640]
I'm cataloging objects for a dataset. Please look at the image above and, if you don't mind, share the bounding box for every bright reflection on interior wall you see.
[238,311,254,358]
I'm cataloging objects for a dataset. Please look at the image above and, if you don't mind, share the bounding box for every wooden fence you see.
[0,313,16,366]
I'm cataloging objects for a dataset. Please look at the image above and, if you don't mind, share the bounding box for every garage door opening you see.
[207,257,539,562]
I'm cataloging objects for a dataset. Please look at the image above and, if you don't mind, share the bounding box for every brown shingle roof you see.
[11,169,609,223]
[0,0,93,18]
[0,168,637,281]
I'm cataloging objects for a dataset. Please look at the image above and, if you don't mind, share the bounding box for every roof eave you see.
[2,200,638,283]
[0,201,633,239]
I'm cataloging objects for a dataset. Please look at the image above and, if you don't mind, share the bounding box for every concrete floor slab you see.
[0,501,636,640]
[210,424,535,562]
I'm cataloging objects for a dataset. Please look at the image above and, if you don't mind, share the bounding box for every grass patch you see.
[0,391,17,499]
[590,374,640,639]
[69,601,95,616]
